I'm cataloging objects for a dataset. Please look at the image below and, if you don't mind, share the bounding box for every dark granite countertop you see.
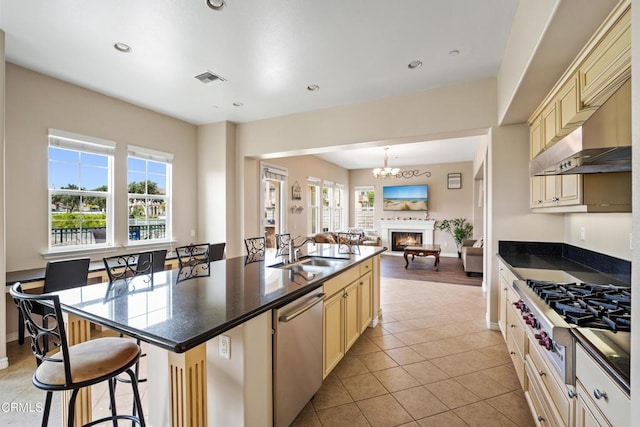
[49,244,386,353]
[498,240,631,393]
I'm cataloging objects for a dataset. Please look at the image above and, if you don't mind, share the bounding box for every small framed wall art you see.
[447,173,462,189]
[292,181,302,200]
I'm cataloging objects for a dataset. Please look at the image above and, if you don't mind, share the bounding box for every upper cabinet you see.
[527,0,631,213]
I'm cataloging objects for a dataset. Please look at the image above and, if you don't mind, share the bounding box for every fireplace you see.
[380,219,436,253]
[391,232,422,251]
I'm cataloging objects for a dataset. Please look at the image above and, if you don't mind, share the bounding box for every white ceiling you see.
[314,136,482,170]
[0,0,518,127]
[0,1,619,170]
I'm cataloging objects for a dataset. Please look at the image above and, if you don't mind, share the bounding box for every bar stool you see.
[244,236,266,263]
[10,283,146,427]
[275,233,291,257]
[209,242,226,261]
[176,243,210,268]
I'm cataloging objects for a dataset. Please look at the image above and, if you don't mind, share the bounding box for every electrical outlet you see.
[579,227,585,241]
[219,335,231,359]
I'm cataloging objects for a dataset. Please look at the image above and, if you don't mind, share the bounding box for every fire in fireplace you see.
[391,231,422,251]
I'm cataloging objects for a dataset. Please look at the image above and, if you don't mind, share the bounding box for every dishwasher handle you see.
[278,293,325,323]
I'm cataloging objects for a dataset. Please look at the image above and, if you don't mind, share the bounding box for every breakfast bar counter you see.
[47,244,385,426]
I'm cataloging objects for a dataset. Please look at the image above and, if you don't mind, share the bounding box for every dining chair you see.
[176,243,210,268]
[10,283,146,427]
[136,249,168,274]
[275,233,291,257]
[103,254,140,282]
[244,236,266,256]
[209,242,226,261]
[18,258,91,347]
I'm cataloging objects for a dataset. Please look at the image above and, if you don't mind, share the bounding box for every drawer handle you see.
[510,351,516,355]
[537,415,545,422]
[593,389,608,400]
[503,287,507,291]
[567,390,576,399]
[510,324,516,328]
[538,370,546,377]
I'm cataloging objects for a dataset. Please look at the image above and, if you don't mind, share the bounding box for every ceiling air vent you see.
[194,71,227,84]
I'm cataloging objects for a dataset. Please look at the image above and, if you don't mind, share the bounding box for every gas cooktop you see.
[525,279,631,333]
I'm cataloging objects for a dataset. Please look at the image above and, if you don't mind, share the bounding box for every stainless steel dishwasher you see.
[273,291,325,427]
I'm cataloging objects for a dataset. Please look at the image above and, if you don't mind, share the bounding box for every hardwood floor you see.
[380,254,483,286]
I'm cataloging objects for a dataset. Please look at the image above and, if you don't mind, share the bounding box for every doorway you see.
[261,163,288,248]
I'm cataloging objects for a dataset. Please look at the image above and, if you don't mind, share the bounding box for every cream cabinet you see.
[575,344,630,427]
[580,3,631,108]
[497,260,516,337]
[528,0,630,213]
[323,290,345,376]
[322,258,377,378]
[358,270,373,334]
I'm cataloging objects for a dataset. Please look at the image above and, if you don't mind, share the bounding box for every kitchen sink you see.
[270,256,350,271]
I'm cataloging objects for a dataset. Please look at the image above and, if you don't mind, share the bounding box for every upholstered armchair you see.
[462,238,483,276]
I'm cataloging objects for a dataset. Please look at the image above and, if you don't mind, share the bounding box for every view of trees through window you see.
[127,156,169,241]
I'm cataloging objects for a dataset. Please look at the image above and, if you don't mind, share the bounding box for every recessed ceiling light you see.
[408,60,423,69]
[448,49,460,56]
[206,0,225,10]
[211,105,219,108]
[233,102,244,107]
[307,84,320,91]
[113,42,132,53]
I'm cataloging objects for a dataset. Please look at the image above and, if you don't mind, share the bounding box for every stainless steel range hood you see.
[530,80,631,176]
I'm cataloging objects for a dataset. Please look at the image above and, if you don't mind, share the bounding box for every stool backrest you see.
[10,283,73,385]
[103,254,139,282]
[176,243,210,268]
[136,249,168,274]
[209,243,226,262]
[275,234,291,257]
[44,258,90,293]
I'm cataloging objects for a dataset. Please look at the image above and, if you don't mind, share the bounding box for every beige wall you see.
[5,64,198,271]
[197,121,237,255]
[0,31,7,367]
[564,213,632,261]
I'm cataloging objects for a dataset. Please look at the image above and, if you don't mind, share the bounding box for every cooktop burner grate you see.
[525,279,631,332]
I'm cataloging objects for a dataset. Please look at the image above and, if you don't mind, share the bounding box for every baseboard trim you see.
[0,356,8,370]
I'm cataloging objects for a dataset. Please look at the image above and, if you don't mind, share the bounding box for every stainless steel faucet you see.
[288,236,315,263]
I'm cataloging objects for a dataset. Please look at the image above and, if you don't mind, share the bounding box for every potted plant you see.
[437,218,473,257]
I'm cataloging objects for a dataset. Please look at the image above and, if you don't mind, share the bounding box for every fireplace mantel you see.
[380,219,436,251]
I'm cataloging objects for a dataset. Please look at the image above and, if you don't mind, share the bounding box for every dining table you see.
[45,244,385,426]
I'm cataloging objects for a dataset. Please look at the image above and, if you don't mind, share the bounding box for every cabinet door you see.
[543,176,558,206]
[530,177,544,208]
[498,272,508,337]
[530,116,543,158]
[580,5,631,108]
[358,271,373,334]
[323,292,345,378]
[557,174,581,205]
[344,281,359,351]
[542,102,558,148]
[575,381,608,427]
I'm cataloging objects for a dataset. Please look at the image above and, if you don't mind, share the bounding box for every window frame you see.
[308,177,321,234]
[127,145,173,246]
[354,185,375,229]
[47,129,115,253]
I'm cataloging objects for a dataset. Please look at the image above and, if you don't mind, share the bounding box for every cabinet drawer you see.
[506,303,526,357]
[507,332,526,389]
[575,344,629,427]
[359,258,373,277]
[527,339,571,426]
[526,360,562,427]
[323,267,359,297]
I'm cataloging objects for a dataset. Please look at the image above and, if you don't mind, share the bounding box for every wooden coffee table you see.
[404,244,441,271]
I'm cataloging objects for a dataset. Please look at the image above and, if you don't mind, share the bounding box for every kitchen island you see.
[49,243,385,426]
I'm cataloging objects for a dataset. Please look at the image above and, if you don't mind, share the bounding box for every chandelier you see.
[372,148,400,178]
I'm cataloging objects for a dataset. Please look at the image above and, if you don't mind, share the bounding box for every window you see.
[319,181,344,232]
[48,129,115,250]
[354,186,375,229]
[127,145,173,243]
[308,178,321,234]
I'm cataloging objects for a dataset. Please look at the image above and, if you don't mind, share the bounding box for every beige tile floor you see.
[1,276,534,426]
[292,277,535,427]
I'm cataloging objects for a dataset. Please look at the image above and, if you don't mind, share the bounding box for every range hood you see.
[530,80,631,176]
